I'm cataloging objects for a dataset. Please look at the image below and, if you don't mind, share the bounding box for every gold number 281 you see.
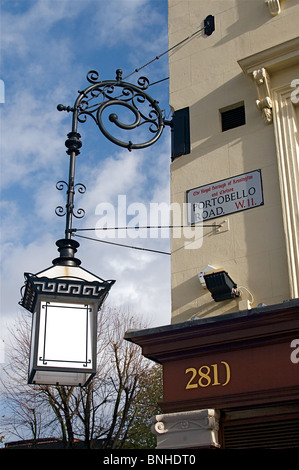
[185,361,231,390]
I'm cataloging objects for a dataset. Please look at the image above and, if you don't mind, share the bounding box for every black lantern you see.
[20,239,114,386]
[19,16,216,386]
[20,69,169,386]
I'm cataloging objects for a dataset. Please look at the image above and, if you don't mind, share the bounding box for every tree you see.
[118,364,163,449]
[0,305,162,448]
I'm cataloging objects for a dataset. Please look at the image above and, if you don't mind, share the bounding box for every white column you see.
[151,409,220,449]
[272,84,299,298]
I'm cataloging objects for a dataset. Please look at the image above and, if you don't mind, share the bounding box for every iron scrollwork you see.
[58,69,165,151]
[55,180,86,219]
[56,69,167,238]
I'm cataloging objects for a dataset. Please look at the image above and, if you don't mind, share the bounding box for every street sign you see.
[187,170,264,223]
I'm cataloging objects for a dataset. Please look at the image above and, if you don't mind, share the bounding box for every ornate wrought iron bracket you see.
[56,69,169,243]
[57,68,167,150]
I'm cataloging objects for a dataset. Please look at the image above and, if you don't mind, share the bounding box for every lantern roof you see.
[20,263,115,314]
[34,263,111,283]
[19,238,115,313]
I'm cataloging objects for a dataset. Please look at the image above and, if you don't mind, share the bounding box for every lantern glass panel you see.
[37,300,93,370]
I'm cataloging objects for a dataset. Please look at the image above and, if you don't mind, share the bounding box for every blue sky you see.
[0,0,172,363]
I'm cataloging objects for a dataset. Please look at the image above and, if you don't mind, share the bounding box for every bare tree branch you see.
[0,304,162,448]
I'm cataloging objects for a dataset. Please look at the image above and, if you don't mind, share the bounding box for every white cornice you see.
[238,38,299,125]
[238,37,299,75]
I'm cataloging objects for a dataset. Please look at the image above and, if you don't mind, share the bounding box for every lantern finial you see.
[52,238,81,266]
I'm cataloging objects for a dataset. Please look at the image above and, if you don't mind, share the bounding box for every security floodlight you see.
[203,269,240,302]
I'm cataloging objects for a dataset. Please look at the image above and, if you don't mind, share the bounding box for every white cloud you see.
[89,0,163,47]
[1,91,66,186]
[1,0,86,55]
[82,148,144,206]
[78,237,171,326]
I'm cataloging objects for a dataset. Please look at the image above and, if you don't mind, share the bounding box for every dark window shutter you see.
[171,107,190,161]
[223,418,299,449]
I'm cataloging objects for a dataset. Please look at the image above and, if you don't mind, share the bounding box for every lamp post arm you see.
[64,69,166,150]
[56,69,168,247]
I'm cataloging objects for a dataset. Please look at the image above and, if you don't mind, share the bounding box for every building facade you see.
[126,0,299,449]
[169,0,298,324]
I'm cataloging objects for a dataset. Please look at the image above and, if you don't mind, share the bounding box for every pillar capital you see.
[151,409,220,449]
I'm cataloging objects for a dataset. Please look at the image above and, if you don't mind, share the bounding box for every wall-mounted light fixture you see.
[203,269,240,302]
[198,265,217,289]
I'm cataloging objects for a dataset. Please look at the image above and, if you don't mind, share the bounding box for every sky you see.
[0,0,172,366]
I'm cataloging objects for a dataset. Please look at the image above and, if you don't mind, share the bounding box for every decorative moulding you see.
[238,37,299,300]
[238,38,299,76]
[271,84,299,298]
[238,38,299,125]
[252,68,273,124]
[151,409,220,449]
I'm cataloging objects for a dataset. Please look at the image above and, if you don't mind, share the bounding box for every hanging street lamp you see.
[19,68,169,386]
[18,13,215,387]
[21,262,114,387]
